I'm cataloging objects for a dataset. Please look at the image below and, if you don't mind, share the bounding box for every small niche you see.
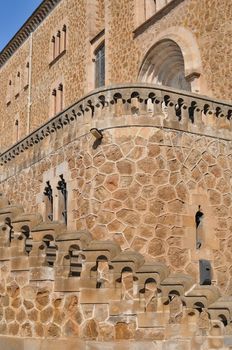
[199,259,212,285]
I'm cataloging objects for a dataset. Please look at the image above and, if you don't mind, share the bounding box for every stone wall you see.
[0,0,91,151]
[2,126,232,293]
[0,199,231,349]
[0,39,30,148]
[0,0,232,346]
[1,84,232,295]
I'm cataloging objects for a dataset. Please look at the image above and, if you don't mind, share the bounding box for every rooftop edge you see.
[0,0,62,68]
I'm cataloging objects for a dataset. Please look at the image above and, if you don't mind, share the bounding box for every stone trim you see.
[133,0,185,38]
[49,48,66,68]
[1,83,232,165]
[90,29,105,45]
[0,0,62,68]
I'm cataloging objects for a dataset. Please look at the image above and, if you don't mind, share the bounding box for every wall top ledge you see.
[1,83,232,165]
[0,0,61,68]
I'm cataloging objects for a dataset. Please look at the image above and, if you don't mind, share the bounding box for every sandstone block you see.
[64,319,79,337]
[148,238,165,257]
[115,322,135,340]
[47,323,61,338]
[104,145,123,161]
[82,319,98,340]
[117,160,134,175]
[168,247,189,269]
[34,322,44,337]
[149,200,165,215]
[40,306,54,323]
[8,321,19,336]
[137,158,157,174]
[36,289,50,309]
[16,308,26,323]
[157,185,176,201]
[21,322,32,337]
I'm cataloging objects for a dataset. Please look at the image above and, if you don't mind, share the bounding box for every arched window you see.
[95,43,105,88]
[21,225,32,255]
[139,39,191,91]
[15,71,21,97]
[56,30,61,56]
[50,24,67,63]
[57,174,67,225]
[14,117,19,143]
[58,83,63,112]
[51,83,64,116]
[62,25,67,51]
[4,217,13,244]
[43,181,53,221]
[52,88,57,115]
[6,79,12,105]
[51,36,56,60]
[195,205,204,249]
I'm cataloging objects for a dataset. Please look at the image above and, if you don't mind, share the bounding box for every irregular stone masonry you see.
[0,195,232,348]
[0,0,232,348]
[1,83,232,300]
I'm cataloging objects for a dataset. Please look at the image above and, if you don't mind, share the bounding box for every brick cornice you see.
[0,0,62,68]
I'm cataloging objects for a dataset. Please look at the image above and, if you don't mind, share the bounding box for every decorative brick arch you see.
[138,27,207,94]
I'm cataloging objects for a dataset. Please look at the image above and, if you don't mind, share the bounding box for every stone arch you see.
[68,245,85,277]
[138,27,206,94]
[20,225,32,255]
[4,217,13,243]
[218,314,228,327]
[42,234,57,266]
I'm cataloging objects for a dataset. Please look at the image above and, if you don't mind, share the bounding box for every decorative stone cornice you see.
[0,0,62,68]
[1,83,232,165]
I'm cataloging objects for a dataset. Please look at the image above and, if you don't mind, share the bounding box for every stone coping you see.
[1,83,232,165]
[0,0,61,68]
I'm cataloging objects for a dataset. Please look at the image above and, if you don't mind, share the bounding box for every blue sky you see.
[0,0,42,51]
